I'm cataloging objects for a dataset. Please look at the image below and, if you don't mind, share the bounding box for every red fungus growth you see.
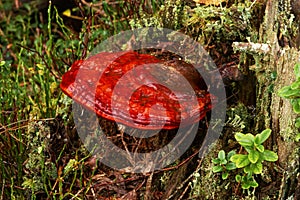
[60,51,213,130]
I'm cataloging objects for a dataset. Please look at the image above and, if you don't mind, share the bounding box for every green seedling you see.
[235,173,258,190]
[278,63,300,142]
[230,129,278,189]
[212,129,278,190]
[278,63,300,114]
[212,150,237,180]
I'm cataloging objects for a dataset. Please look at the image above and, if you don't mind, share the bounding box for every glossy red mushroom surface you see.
[60,51,213,130]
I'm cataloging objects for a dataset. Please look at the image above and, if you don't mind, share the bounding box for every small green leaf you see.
[225,162,236,170]
[212,165,223,173]
[218,150,226,160]
[243,165,252,174]
[212,158,220,164]
[278,85,292,97]
[295,133,300,142]
[292,99,300,114]
[291,81,300,90]
[248,150,260,163]
[222,172,229,180]
[244,146,253,154]
[262,150,278,162]
[247,176,259,187]
[230,154,250,168]
[295,118,300,128]
[241,182,251,190]
[278,86,300,99]
[241,176,259,189]
[256,144,264,152]
[294,63,300,79]
[255,129,271,145]
[250,163,263,174]
[0,61,5,66]
[227,150,236,159]
[235,132,254,147]
[249,179,259,188]
[220,159,227,165]
[235,174,242,182]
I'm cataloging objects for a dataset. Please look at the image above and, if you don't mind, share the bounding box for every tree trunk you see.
[193,0,300,199]
[255,0,300,199]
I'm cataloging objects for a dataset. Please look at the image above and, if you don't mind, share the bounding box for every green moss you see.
[23,121,57,195]
[129,0,187,29]
[188,141,225,199]
[185,2,255,44]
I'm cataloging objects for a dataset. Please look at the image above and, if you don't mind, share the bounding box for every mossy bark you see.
[195,0,300,198]
[255,0,300,198]
[128,0,300,198]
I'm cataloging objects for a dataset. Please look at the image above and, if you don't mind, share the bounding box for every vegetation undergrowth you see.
[0,0,149,198]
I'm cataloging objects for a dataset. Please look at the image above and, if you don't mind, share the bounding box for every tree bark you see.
[255,0,300,199]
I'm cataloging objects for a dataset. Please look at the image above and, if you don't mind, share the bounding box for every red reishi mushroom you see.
[60,51,213,130]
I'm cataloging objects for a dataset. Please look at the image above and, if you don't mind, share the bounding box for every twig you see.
[80,0,104,15]
[159,148,200,172]
[177,181,190,200]
[144,172,153,200]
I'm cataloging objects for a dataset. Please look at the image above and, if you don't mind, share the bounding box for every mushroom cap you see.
[60,51,213,130]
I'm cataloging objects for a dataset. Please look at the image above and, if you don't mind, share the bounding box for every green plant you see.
[212,150,236,180]
[278,63,300,141]
[278,63,300,113]
[1,0,165,198]
[230,129,278,189]
[235,173,258,190]
[296,117,300,142]
[212,129,278,190]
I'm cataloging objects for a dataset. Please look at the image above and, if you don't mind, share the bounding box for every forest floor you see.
[0,0,299,199]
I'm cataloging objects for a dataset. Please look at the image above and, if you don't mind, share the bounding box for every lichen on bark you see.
[254,0,300,198]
